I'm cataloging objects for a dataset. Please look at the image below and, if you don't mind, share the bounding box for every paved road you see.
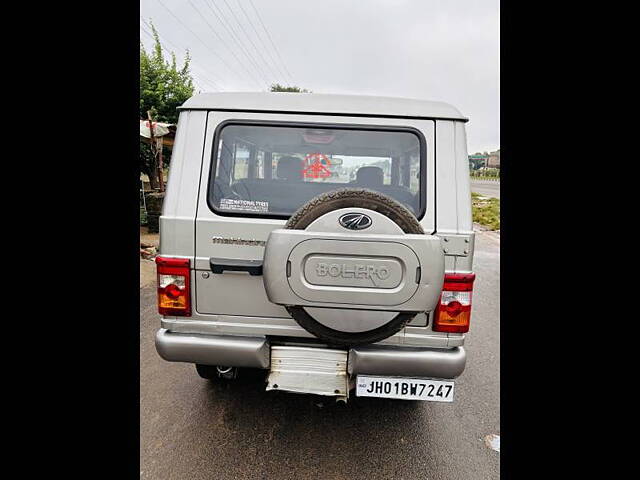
[140,231,500,480]
[471,180,500,199]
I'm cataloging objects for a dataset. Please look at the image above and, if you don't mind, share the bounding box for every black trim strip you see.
[432,120,437,234]
[179,106,469,123]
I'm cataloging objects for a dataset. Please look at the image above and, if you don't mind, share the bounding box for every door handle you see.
[209,258,263,276]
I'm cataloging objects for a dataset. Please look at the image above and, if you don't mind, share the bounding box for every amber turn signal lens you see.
[433,273,475,333]
[155,257,191,316]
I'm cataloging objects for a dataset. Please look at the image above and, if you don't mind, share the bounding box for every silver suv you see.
[155,92,475,403]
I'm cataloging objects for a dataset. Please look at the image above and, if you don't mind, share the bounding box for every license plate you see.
[356,375,455,402]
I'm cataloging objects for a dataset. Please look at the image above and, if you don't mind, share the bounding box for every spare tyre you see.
[262,188,445,347]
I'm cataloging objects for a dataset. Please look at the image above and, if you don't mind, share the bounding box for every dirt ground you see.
[140,226,159,288]
[140,226,160,247]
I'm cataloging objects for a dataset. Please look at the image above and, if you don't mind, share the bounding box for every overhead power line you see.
[154,0,247,88]
[140,16,224,89]
[141,16,180,53]
[235,0,288,83]
[140,27,218,92]
[233,0,283,82]
[220,0,280,84]
[140,21,222,91]
[186,0,262,89]
[140,18,223,91]
[248,0,295,85]
[205,0,271,87]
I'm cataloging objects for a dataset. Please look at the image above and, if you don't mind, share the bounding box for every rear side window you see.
[209,122,425,218]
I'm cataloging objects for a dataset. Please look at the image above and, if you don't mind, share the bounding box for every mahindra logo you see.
[339,213,372,230]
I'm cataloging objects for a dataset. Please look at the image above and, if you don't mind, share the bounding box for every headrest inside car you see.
[356,166,384,187]
[276,156,302,180]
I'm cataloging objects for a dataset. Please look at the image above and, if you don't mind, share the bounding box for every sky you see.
[140,0,499,154]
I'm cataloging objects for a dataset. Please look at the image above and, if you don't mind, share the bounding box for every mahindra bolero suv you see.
[154,92,475,403]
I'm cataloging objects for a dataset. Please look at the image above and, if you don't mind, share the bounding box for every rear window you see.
[209,122,425,218]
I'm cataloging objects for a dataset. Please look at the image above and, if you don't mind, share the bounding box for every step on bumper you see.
[266,346,349,398]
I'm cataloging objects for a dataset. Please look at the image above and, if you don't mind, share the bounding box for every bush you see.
[470,168,500,180]
[471,193,500,230]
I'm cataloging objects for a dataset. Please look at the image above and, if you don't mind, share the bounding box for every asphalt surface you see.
[470,180,500,199]
[140,231,500,480]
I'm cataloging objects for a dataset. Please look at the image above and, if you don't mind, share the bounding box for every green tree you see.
[270,83,311,93]
[140,24,195,189]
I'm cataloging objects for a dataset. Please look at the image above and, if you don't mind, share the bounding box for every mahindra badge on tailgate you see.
[339,213,372,230]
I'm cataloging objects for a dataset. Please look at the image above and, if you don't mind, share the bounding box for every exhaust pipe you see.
[216,366,238,379]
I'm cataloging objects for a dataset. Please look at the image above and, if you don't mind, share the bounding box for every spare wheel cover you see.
[284,188,424,347]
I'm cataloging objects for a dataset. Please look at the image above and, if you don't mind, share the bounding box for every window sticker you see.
[302,153,332,179]
[219,198,269,213]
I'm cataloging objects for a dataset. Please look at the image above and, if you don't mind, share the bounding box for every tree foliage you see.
[140,24,195,189]
[270,83,311,93]
[140,24,194,123]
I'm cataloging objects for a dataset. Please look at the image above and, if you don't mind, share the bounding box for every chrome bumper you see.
[155,329,466,379]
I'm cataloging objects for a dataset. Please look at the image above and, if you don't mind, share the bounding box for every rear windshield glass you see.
[209,123,424,218]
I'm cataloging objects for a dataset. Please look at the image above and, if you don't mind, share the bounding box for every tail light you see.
[155,256,191,316]
[433,273,475,333]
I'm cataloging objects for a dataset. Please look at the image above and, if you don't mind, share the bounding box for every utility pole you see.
[147,110,164,192]
[157,136,164,192]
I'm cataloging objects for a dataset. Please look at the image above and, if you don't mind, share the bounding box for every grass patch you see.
[470,175,500,181]
[471,192,500,230]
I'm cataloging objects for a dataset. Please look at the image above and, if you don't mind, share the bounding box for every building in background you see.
[469,150,500,170]
[486,150,500,168]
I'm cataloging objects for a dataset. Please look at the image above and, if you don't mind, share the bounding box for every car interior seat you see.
[355,166,384,188]
[276,156,303,181]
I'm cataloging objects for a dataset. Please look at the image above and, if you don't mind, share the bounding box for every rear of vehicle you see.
[155,93,475,402]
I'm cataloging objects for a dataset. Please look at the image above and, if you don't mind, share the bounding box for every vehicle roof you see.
[179,92,468,122]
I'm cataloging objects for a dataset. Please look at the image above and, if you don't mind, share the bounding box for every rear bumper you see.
[348,345,466,378]
[155,329,270,369]
[155,329,466,379]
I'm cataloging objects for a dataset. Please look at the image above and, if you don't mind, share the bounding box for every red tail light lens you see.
[433,273,475,333]
[155,256,191,316]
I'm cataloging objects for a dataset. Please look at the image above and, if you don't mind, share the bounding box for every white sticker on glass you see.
[219,198,269,213]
